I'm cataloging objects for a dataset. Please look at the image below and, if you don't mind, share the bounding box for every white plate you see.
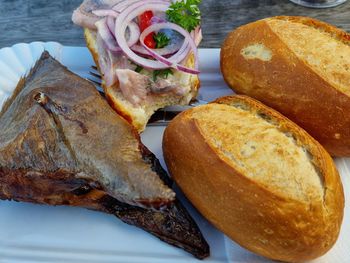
[0,42,349,263]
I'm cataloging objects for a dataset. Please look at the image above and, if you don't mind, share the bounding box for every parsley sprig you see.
[134,64,144,73]
[153,69,173,81]
[166,0,201,32]
[153,32,170,48]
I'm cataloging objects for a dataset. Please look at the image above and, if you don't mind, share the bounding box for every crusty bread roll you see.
[163,95,344,262]
[220,16,350,156]
[85,28,200,132]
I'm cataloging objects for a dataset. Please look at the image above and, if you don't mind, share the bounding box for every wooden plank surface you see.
[0,0,349,48]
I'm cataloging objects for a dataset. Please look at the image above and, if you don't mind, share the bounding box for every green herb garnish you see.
[153,68,173,81]
[135,64,144,73]
[166,0,201,32]
[154,32,171,48]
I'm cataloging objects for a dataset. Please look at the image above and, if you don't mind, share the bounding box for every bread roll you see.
[220,16,350,156]
[163,95,344,262]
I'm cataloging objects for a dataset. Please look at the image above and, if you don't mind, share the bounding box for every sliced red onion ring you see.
[115,0,198,74]
[114,1,172,69]
[130,27,199,59]
[92,9,119,18]
[140,22,199,74]
[112,0,171,13]
[95,18,121,52]
[127,21,141,47]
[130,39,183,57]
[106,16,116,35]
[97,17,140,52]
[151,16,166,24]
[112,0,141,12]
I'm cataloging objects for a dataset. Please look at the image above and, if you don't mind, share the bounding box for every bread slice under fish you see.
[85,28,200,132]
[163,95,344,262]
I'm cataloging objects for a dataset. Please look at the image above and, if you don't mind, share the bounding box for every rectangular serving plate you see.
[0,47,348,263]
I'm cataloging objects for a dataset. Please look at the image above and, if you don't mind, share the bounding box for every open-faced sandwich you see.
[72,0,202,132]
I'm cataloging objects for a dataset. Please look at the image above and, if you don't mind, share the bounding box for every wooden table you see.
[0,0,349,48]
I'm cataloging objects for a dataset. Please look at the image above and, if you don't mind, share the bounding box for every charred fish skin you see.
[0,51,210,259]
[130,148,209,259]
[100,196,210,260]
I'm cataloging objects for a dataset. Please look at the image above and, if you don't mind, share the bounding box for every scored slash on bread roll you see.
[220,16,350,156]
[163,95,344,262]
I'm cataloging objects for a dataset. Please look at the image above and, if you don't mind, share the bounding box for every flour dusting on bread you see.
[267,18,350,96]
[163,94,344,262]
[191,103,323,202]
[221,16,350,156]
[241,44,272,61]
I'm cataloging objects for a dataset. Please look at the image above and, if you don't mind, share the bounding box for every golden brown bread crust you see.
[163,95,344,262]
[220,16,350,156]
[273,16,350,45]
[85,28,200,132]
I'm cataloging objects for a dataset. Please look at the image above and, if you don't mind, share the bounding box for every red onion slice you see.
[106,16,116,35]
[95,18,121,52]
[130,39,183,57]
[114,0,198,73]
[98,17,140,52]
[127,21,141,47]
[112,0,141,12]
[92,9,119,18]
[140,22,199,74]
[114,1,172,69]
[112,0,171,13]
[151,16,166,24]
